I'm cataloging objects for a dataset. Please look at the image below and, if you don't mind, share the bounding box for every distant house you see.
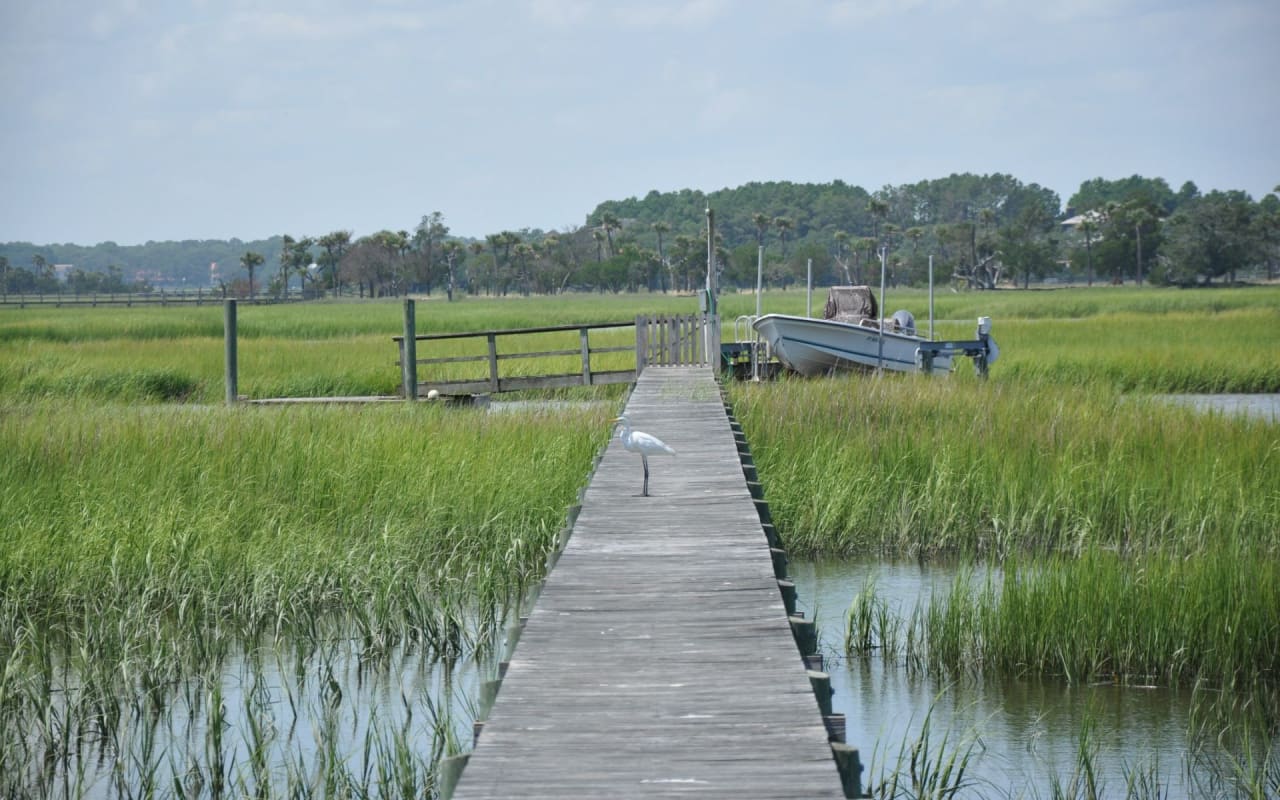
[1060,210,1104,231]
[53,264,74,282]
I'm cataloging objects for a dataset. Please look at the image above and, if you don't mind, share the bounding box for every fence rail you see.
[0,291,302,307]
[393,308,720,397]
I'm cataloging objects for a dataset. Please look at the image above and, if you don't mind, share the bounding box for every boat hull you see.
[752,314,954,376]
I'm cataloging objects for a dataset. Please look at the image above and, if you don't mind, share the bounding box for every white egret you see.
[611,415,675,497]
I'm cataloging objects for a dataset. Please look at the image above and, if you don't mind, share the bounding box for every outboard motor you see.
[977,316,998,365]
[891,309,916,336]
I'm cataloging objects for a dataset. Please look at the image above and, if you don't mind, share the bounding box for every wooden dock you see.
[450,366,854,799]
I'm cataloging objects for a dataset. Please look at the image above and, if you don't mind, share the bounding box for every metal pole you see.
[705,206,716,314]
[806,258,813,318]
[755,245,763,318]
[223,299,238,405]
[928,254,935,340]
[876,248,887,371]
[705,206,717,363]
[402,298,418,400]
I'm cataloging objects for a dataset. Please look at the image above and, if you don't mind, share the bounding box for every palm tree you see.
[240,251,265,299]
[751,213,771,248]
[512,242,535,296]
[291,236,315,296]
[485,234,505,295]
[907,227,924,282]
[1130,207,1154,285]
[600,212,621,257]
[317,231,351,293]
[774,217,794,259]
[469,241,488,295]
[881,223,899,253]
[441,240,463,301]
[859,237,878,283]
[592,229,606,263]
[652,221,671,292]
[866,198,889,243]
[1079,218,1098,287]
[278,235,295,297]
[833,231,852,283]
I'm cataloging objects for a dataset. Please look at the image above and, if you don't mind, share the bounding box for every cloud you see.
[826,0,936,26]
[611,0,730,30]
[524,0,594,28]
[88,0,141,39]
[223,9,427,43]
[696,86,754,131]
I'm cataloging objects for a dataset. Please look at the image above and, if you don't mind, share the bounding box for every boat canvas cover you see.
[823,286,878,324]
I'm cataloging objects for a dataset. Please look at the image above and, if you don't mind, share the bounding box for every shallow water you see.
[1155,393,1280,422]
[25,554,1276,798]
[18,633,496,799]
[792,557,1277,798]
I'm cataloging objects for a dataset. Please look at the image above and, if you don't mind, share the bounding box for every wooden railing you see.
[393,306,720,398]
[635,312,720,368]
[394,318,638,398]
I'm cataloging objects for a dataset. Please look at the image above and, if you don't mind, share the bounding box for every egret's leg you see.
[642,455,650,497]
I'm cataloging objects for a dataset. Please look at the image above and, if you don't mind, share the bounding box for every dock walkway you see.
[451,366,845,798]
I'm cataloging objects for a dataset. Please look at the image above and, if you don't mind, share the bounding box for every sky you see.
[2,0,1277,246]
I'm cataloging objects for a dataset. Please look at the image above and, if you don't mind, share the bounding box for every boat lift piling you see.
[806,258,813,319]
[928,255,935,341]
[876,248,888,371]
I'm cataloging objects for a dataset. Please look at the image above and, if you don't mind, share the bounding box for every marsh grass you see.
[0,401,610,796]
[0,294,712,402]
[841,551,1277,691]
[865,697,982,799]
[4,286,1278,402]
[3,286,1279,795]
[732,376,1279,558]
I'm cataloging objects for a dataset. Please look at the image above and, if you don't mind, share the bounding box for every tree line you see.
[4,174,1277,299]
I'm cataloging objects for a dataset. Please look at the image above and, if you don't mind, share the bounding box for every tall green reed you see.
[732,376,1279,558]
[0,400,610,796]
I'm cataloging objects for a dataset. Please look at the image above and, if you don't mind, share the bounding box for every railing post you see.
[711,313,721,368]
[487,333,500,391]
[402,299,418,400]
[224,300,238,405]
[579,327,592,385]
[634,315,649,376]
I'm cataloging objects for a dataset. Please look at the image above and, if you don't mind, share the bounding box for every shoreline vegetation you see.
[1,285,1278,797]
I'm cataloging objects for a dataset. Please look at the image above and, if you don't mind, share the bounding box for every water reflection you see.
[792,557,1277,798]
[20,624,504,799]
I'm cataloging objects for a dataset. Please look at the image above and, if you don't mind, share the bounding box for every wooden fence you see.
[635,312,720,369]
[393,306,720,398]
[0,290,302,307]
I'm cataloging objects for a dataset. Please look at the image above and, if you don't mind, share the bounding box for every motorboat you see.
[751,286,996,377]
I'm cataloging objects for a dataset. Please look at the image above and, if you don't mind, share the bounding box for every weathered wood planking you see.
[451,366,842,799]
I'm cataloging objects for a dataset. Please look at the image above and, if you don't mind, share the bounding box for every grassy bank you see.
[1,401,608,644]
[4,286,1276,404]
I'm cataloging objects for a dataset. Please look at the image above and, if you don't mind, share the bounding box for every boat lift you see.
[913,316,997,379]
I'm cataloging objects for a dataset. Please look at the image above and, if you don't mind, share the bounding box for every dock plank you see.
[451,366,843,799]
